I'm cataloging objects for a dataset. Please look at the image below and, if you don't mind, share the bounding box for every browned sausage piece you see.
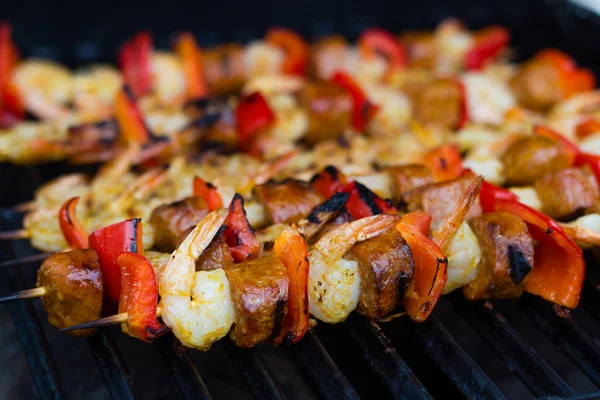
[197,235,234,271]
[347,228,414,319]
[402,175,482,228]
[254,179,324,224]
[534,166,600,221]
[463,212,534,300]
[404,78,462,129]
[384,164,434,202]
[299,81,353,144]
[501,136,572,186]
[225,254,289,348]
[203,44,246,95]
[510,60,562,111]
[150,197,209,253]
[398,31,435,69]
[36,249,103,337]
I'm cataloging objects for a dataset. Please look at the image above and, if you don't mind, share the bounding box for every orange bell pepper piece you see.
[265,28,309,75]
[58,197,89,250]
[114,86,153,144]
[193,176,223,212]
[174,32,208,100]
[272,225,309,345]
[423,144,464,182]
[575,118,600,139]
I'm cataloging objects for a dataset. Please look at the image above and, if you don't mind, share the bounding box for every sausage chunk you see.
[384,164,434,202]
[36,249,103,337]
[463,212,534,300]
[399,31,435,69]
[197,235,234,271]
[300,82,352,144]
[501,136,572,186]
[404,78,463,129]
[510,60,562,111]
[225,254,289,347]
[402,175,482,228]
[150,197,209,252]
[534,166,600,221]
[203,44,246,95]
[254,179,324,224]
[348,228,414,319]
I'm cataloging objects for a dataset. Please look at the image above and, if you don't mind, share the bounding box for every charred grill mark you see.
[65,198,77,227]
[187,112,221,129]
[123,84,136,100]
[545,227,553,234]
[420,256,448,312]
[129,218,142,253]
[306,192,350,223]
[508,245,532,284]
[270,299,287,339]
[282,331,295,347]
[440,157,447,170]
[355,182,382,215]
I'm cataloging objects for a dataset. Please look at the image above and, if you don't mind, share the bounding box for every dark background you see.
[1,1,600,399]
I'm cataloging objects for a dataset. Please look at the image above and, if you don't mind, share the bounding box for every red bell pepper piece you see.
[342,181,394,220]
[423,144,464,182]
[332,71,379,132]
[396,213,448,322]
[58,197,89,250]
[115,86,153,144]
[89,218,143,314]
[272,225,309,345]
[479,180,519,213]
[236,92,275,150]
[575,118,600,139]
[534,49,595,99]
[310,166,348,199]
[193,176,223,212]
[223,194,260,262]
[265,28,309,75]
[535,49,576,72]
[358,28,407,72]
[174,32,208,100]
[0,23,24,127]
[494,200,584,308]
[464,26,510,70]
[118,32,153,97]
[117,252,168,342]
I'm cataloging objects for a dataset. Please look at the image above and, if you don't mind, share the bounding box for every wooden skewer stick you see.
[0,229,30,240]
[11,201,35,213]
[559,223,600,247]
[0,253,50,268]
[59,307,162,333]
[0,287,46,304]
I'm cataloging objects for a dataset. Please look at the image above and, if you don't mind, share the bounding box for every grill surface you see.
[2,0,600,398]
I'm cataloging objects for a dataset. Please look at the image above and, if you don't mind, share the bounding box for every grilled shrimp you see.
[32,174,90,211]
[0,121,70,164]
[442,221,481,294]
[159,208,234,350]
[461,72,515,126]
[73,65,122,119]
[12,60,73,120]
[150,52,187,106]
[434,19,473,75]
[308,214,399,323]
[243,41,285,77]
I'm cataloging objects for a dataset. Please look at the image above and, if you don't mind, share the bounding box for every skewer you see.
[559,223,600,247]
[0,253,50,268]
[0,287,46,304]
[59,307,162,333]
[9,201,35,213]
[0,229,29,240]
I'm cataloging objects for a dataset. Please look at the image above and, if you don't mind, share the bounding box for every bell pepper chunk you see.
[115,86,154,144]
[310,166,347,199]
[342,181,394,220]
[534,50,595,99]
[494,200,584,308]
[223,194,260,262]
[118,32,153,97]
[423,144,464,182]
[193,176,223,211]
[479,180,519,213]
[58,197,89,250]
[272,225,309,345]
[89,218,143,314]
[455,79,469,128]
[331,71,379,132]
[236,92,275,150]
[174,32,208,100]
[265,28,309,76]
[575,118,600,139]
[464,26,510,70]
[117,252,168,342]
[0,23,24,127]
[358,28,407,72]
[397,214,448,322]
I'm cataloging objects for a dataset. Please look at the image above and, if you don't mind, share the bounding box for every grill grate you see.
[3,172,600,400]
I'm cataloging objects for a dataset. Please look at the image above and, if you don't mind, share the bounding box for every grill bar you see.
[224,341,287,400]
[520,294,600,387]
[87,329,142,400]
[0,215,66,400]
[582,280,600,322]
[343,314,432,400]
[449,294,573,398]
[290,332,360,400]
[155,335,213,400]
[406,315,508,400]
